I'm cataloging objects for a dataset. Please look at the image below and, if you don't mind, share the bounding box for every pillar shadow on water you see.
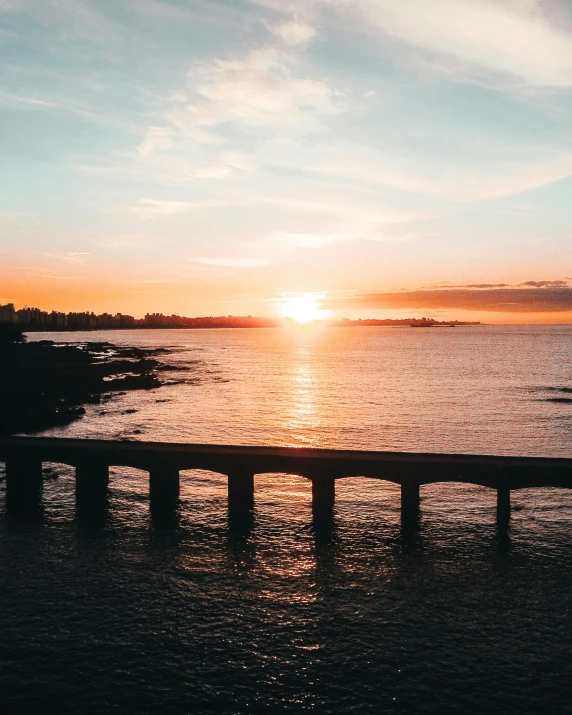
[493,486,513,558]
[228,507,254,540]
[496,486,511,532]
[76,492,109,529]
[400,517,422,548]
[311,512,336,543]
[5,458,44,522]
[494,526,512,558]
[150,500,180,530]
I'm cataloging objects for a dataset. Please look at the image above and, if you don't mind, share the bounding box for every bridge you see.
[1,436,572,529]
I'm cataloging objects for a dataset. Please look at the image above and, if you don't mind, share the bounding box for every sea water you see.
[1,325,572,713]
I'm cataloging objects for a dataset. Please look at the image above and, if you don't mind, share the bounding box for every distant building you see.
[145,312,167,326]
[0,303,16,323]
[67,312,97,329]
[50,311,68,328]
[118,314,135,327]
[16,307,50,326]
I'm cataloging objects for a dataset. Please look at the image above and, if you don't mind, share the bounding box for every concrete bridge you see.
[1,436,572,529]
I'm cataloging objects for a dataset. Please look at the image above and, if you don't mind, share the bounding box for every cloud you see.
[329,281,572,313]
[131,198,215,217]
[138,127,172,158]
[250,191,421,224]
[36,251,91,264]
[195,151,254,179]
[22,265,76,281]
[267,19,317,45]
[272,231,355,249]
[0,91,126,126]
[194,165,233,179]
[519,279,569,287]
[439,283,509,289]
[465,155,572,201]
[353,0,572,87]
[190,257,271,267]
[194,48,335,120]
[63,251,91,264]
[257,138,572,203]
[167,46,339,141]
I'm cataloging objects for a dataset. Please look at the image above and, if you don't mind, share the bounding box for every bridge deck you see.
[1,437,572,528]
[1,436,571,488]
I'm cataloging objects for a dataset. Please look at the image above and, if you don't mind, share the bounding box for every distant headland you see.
[0,303,480,330]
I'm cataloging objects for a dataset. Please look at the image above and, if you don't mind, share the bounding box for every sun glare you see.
[280,294,330,324]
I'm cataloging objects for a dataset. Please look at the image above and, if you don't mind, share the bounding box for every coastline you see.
[0,327,185,436]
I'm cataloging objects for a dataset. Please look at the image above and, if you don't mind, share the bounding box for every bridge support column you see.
[76,462,109,504]
[5,457,43,510]
[228,470,254,513]
[497,487,510,527]
[228,469,254,535]
[312,476,335,525]
[149,466,180,506]
[401,482,420,527]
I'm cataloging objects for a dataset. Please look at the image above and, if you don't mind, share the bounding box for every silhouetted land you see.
[2,300,481,329]
[333,318,480,327]
[0,324,180,436]
[13,316,481,331]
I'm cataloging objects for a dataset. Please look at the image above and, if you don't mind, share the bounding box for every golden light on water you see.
[280,293,331,324]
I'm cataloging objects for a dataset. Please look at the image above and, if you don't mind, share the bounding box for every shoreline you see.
[0,327,187,436]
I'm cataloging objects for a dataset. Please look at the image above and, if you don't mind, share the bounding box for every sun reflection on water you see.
[283,341,323,444]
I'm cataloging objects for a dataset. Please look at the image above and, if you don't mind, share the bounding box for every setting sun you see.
[280,294,331,324]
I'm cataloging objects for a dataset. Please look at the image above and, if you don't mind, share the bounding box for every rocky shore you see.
[0,324,182,436]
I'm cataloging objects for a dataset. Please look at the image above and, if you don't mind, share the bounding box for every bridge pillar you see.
[76,462,109,504]
[149,466,180,507]
[228,469,254,535]
[312,476,335,524]
[497,487,510,527]
[228,469,254,512]
[5,457,43,509]
[401,482,420,527]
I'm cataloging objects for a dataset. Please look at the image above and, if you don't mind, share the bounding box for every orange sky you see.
[3,268,572,324]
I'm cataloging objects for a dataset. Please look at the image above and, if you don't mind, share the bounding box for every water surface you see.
[2,326,572,713]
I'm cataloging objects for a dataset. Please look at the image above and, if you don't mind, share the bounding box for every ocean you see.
[2,325,572,713]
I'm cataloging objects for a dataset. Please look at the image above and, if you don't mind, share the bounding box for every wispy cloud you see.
[22,265,77,281]
[190,257,271,268]
[36,251,91,264]
[137,127,173,158]
[0,90,131,127]
[272,231,355,249]
[353,0,572,87]
[195,152,254,179]
[163,44,341,147]
[267,19,317,45]
[258,137,572,203]
[131,198,223,217]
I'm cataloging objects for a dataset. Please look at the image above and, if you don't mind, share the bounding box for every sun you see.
[280,293,331,324]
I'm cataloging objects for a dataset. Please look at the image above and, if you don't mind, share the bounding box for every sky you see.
[2,0,572,323]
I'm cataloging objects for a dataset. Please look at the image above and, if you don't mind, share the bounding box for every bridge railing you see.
[1,436,571,528]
